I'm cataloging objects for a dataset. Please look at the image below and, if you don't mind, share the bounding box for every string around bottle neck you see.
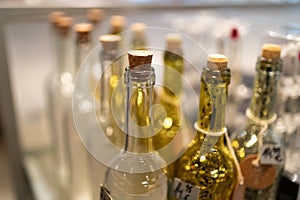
[194,122,227,137]
[245,108,277,167]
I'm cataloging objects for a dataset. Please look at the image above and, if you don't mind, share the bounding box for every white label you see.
[260,144,284,165]
[171,178,200,200]
[100,185,113,200]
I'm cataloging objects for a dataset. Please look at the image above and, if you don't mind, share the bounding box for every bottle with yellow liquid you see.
[231,44,285,200]
[98,34,125,148]
[171,54,237,200]
[101,50,168,200]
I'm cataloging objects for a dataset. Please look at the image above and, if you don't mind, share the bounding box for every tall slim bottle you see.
[101,50,168,200]
[47,16,74,198]
[231,44,284,200]
[97,34,125,148]
[172,54,237,200]
[153,34,192,178]
[67,23,94,200]
[87,8,104,47]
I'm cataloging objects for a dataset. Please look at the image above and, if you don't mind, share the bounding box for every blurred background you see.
[0,0,300,200]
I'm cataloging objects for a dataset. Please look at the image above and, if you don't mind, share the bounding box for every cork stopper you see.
[130,22,146,37]
[57,16,73,28]
[110,15,126,34]
[74,23,93,33]
[128,50,153,69]
[87,9,104,24]
[48,11,65,25]
[166,33,182,50]
[57,17,73,37]
[262,43,281,60]
[99,34,121,51]
[207,54,228,70]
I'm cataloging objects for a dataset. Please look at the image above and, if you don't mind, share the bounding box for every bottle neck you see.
[163,49,183,97]
[99,49,121,117]
[196,67,230,145]
[57,33,74,75]
[75,36,92,72]
[124,66,155,153]
[249,56,282,120]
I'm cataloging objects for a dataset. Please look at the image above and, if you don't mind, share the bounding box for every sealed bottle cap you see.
[130,22,146,37]
[166,33,182,50]
[74,23,93,33]
[48,11,65,25]
[110,15,126,34]
[99,34,121,50]
[87,9,104,24]
[57,17,73,36]
[57,16,73,28]
[128,50,153,69]
[207,54,228,70]
[262,44,281,60]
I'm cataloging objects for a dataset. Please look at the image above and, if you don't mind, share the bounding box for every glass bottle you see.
[101,50,168,200]
[97,34,125,148]
[231,44,284,200]
[87,8,104,47]
[172,54,237,200]
[130,22,147,50]
[153,33,184,150]
[46,16,74,198]
[67,23,94,200]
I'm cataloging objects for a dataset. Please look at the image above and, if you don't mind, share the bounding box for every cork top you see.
[99,34,121,50]
[57,17,73,37]
[130,22,146,36]
[166,33,182,50]
[110,15,126,34]
[262,43,281,60]
[87,9,104,23]
[48,11,65,25]
[74,23,93,33]
[128,50,153,69]
[57,17,73,28]
[207,54,228,70]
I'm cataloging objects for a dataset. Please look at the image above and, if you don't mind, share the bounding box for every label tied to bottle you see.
[171,178,200,200]
[260,144,284,165]
[240,154,276,190]
[100,185,113,200]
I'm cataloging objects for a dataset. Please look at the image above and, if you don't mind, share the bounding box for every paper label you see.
[260,144,284,165]
[100,185,113,200]
[171,178,200,200]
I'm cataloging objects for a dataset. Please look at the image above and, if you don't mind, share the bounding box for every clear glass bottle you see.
[97,34,125,148]
[231,44,284,200]
[87,8,104,47]
[130,22,147,50]
[101,50,168,200]
[172,54,237,200]
[67,23,94,200]
[46,16,74,198]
